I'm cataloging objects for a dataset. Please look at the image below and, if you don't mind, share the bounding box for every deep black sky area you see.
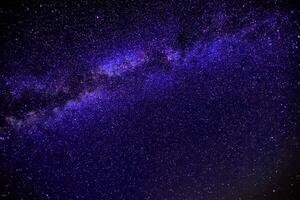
[0,0,300,200]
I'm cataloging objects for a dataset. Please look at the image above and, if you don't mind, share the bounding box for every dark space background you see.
[0,0,300,199]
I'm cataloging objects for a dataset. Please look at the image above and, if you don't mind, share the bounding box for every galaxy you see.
[0,0,300,199]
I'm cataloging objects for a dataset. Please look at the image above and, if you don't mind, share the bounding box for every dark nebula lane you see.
[0,1,300,200]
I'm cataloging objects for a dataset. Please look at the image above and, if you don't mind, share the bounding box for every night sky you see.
[0,0,300,199]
